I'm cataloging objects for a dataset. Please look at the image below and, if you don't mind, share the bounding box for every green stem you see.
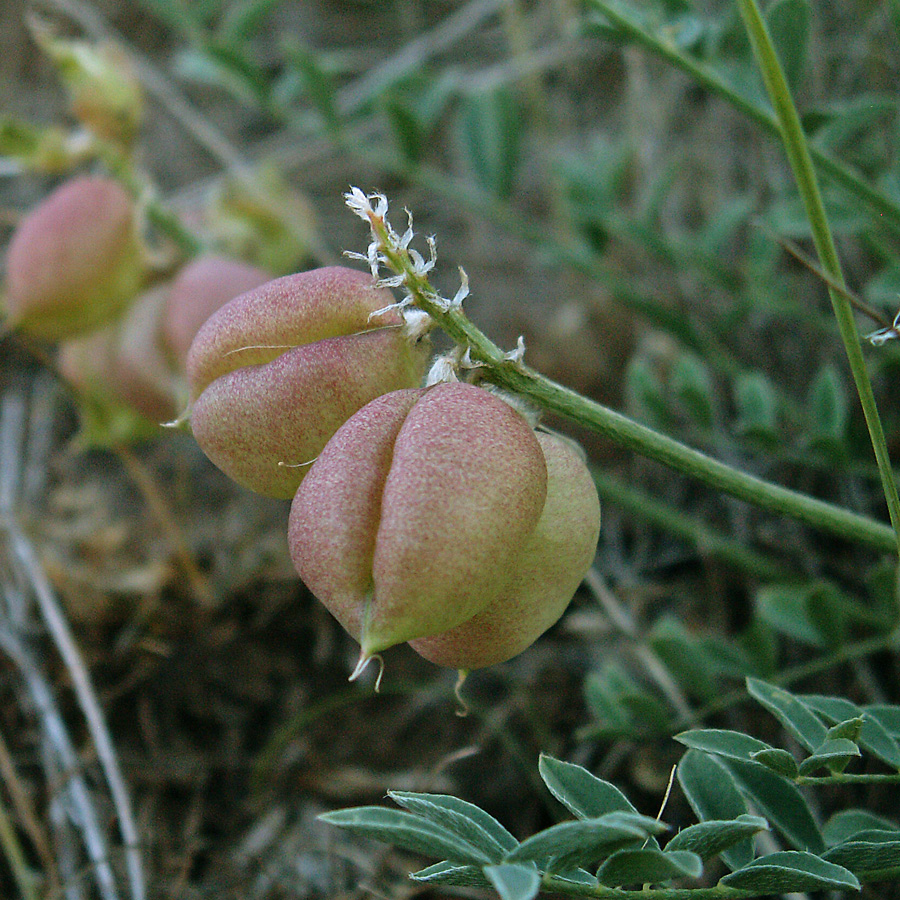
[797,772,900,786]
[735,0,900,556]
[365,211,896,552]
[584,0,900,236]
[542,874,756,900]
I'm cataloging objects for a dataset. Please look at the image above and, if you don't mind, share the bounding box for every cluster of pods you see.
[4,175,273,430]
[185,266,601,675]
[4,175,601,676]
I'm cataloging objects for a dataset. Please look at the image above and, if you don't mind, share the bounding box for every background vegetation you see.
[2,0,900,897]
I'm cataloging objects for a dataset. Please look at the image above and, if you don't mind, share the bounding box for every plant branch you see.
[347,190,896,553]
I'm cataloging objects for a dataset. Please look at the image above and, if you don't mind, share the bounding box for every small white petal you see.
[344,186,372,219]
[459,347,483,369]
[450,268,470,308]
[867,327,899,346]
[426,354,461,386]
[503,336,527,366]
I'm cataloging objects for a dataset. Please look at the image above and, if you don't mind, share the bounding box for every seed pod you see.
[288,382,549,658]
[162,255,272,370]
[186,266,428,498]
[5,177,144,340]
[409,432,600,670]
[58,286,178,439]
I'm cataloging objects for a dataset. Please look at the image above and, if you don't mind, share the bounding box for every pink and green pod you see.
[4,176,144,340]
[409,432,600,670]
[162,254,272,370]
[287,382,549,659]
[57,286,179,444]
[185,266,428,498]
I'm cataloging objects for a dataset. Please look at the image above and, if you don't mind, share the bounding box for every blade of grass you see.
[735,0,900,557]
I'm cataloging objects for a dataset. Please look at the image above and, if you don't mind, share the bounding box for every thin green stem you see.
[542,875,756,900]
[584,0,900,236]
[359,200,896,553]
[736,0,900,556]
[797,772,900,786]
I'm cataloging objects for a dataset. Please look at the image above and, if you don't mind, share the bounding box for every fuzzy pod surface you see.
[186,266,428,498]
[288,382,549,657]
[409,432,600,669]
[162,255,272,369]
[58,286,178,428]
[5,177,144,340]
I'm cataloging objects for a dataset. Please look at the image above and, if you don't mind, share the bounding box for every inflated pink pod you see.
[410,432,600,670]
[5,177,144,339]
[186,266,428,498]
[58,286,178,427]
[288,382,549,657]
[162,255,272,369]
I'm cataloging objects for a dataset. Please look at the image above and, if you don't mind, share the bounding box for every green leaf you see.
[721,850,860,892]
[765,0,810,90]
[388,791,517,860]
[624,356,672,429]
[724,759,824,853]
[675,729,771,761]
[802,697,900,768]
[733,372,779,442]
[670,352,715,428]
[596,848,703,887]
[797,738,861,776]
[281,41,341,135]
[382,96,426,164]
[665,816,768,861]
[807,363,849,451]
[864,703,900,741]
[504,812,665,874]
[822,830,900,879]
[746,678,828,752]
[458,88,522,199]
[409,861,490,887]
[804,582,849,648]
[484,863,541,900]
[750,747,799,779]
[755,584,825,647]
[826,717,865,742]
[676,750,752,871]
[318,806,492,865]
[648,617,718,702]
[823,810,900,847]
[538,755,638,820]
